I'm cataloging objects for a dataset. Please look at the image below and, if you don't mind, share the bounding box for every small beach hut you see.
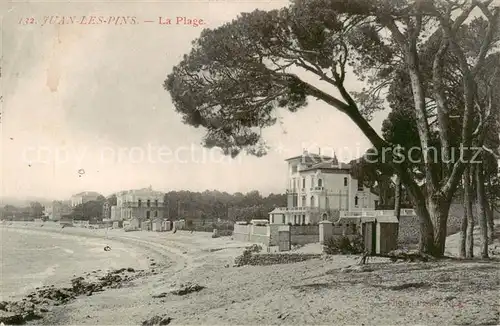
[152,218,163,232]
[129,217,140,230]
[162,220,172,231]
[361,215,399,255]
[112,220,123,229]
[141,219,152,231]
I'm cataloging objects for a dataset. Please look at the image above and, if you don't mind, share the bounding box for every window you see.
[302,215,305,224]
[302,178,306,189]
[146,211,150,219]
[147,199,151,207]
[354,196,359,206]
[154,211,158,217]
[311,177,315,188]
[292,165,297,173]
[155,199,159,207]
[310,196,315,207]
[318,179,322,187]
[344,177,348,186]
[301,196,306,207]
[358,182,363,191]
[282,215,285,224]
[322,213,328,220]
[138,199,142,207]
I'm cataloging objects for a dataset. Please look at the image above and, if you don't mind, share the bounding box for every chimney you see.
[318,148,321,156]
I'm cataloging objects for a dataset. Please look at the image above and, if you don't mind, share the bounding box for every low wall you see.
[233,224,321,247]
[397,203,500,245]
[269,225,281,246]
[233,224,252,242]
[174,219,234,233]
[290,225,319,245]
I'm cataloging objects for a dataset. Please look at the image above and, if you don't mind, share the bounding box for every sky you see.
[0,0,388,201]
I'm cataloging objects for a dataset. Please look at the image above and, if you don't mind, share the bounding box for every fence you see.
[172,219,234,235]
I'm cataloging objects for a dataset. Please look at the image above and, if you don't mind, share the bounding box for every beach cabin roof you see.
[251,219,269,225]
[361,215,399,223]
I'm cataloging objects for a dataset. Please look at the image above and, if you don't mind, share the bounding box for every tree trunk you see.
[413,200,436,255]
[459,183,467,258]
[394,175,402,221]
[475,161,489,258]
[428,195,451,256]
[486,178,495,243]
[464,165,475,258]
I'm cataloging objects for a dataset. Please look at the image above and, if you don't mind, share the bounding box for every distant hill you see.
[0,196,54,207]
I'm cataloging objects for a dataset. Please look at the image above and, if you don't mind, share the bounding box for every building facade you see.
[102,201,112,220]
[111,187,166,222]
[45,200,73,221]
[268,150,379,225]
[70,191,103,207]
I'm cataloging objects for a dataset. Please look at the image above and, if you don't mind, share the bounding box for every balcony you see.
[340,209,416,217]
[120,201,165,208]
[269,206,320,214]
[310,186,324,191]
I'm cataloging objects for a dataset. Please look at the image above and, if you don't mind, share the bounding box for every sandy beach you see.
[1,221,499,325]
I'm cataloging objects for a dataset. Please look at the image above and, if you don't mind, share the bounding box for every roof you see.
[285,152,336,162]
[116,188,165,196]
[72,191,102,197]
[299,162,351,173]
[361,215,399,223]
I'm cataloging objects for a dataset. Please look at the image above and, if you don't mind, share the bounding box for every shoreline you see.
[2,222,499,325]
[1,223,175,325]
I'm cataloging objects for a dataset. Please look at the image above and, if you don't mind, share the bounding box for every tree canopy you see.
[166,0,500,256]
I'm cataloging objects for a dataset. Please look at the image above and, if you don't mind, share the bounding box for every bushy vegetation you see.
[323,235,364,255]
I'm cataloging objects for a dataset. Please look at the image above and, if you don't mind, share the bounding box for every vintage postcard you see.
[1,0,499,325]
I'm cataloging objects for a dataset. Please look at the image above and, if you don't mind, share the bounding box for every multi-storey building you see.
[110,187,166,222]
[70,191,103,207]
[102,201,112,220]
[45,200,73,221]
[268,150,379,225]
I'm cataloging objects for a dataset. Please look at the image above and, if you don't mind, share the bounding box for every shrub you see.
[323,236,364,255]
[351,235,364,253]
[247,244,262,253]
[234,247,255,266]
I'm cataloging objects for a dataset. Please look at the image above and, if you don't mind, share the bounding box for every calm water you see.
[0,225,150,300]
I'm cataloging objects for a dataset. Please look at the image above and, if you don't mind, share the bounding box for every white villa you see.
[268,150,380,225]
[111,186,166,222]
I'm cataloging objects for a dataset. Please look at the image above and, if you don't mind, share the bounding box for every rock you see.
[171,283,205,296]
[0,309,42,325]
[142,315,172,325]
[0,311,24,325]
[127,267,135,272]
[0,301,8,311]
[152,292,167,298]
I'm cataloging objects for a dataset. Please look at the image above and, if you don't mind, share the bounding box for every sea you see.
[0,224,151,301]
